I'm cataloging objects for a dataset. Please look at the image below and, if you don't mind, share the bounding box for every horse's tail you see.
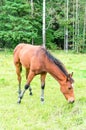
[20,64,22,73]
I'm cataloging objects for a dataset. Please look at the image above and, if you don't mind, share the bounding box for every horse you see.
[13,43,75,104]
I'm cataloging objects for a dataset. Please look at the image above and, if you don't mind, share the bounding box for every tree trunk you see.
[83,4,86,49]
[64,0,68,52]
[31,0,34,45]
[75,0,79,52]
[42,0,46,48]
[73,0,75,50]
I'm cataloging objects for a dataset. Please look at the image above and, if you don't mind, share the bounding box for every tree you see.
[42,0,46,48]
[30,0,34,45]
[83,4,86,49]
[73,0,75,49]
[0,0,37,48]
[64,0,69,52]
[75,0,79,52]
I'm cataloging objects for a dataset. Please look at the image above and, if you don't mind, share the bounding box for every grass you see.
[0,49,86,130]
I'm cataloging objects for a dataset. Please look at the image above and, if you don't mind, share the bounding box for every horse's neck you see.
[46,61,67,85]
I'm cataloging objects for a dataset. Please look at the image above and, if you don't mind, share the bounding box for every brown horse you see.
[13,43,75,104]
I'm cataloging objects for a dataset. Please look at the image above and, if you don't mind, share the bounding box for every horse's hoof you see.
[17,99,21,104]
[30,92,32,96]
[41,101,44,104]
[41,98,44,102]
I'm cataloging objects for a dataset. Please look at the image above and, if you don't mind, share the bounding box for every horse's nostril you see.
[69,100,75,104]
[71,100,74,103]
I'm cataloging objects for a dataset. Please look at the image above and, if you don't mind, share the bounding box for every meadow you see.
[0,49,86,130]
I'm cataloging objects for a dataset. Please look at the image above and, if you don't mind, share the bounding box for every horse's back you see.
[19,44,43,68]
[14,43,41,55]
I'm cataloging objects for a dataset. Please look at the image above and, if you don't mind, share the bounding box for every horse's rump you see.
[13,43,27,64]
[13,43,45,71]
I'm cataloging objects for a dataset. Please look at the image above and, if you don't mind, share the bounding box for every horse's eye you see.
[68,87,72,90]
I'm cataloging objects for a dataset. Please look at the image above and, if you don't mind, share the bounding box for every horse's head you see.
[60,72,75,103]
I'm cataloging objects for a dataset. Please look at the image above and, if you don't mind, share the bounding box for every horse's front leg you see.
[40,73,47,103]
[17,84,28,104]
[18,71,35,104]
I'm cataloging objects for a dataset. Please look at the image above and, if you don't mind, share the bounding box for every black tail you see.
[20,64,22,73]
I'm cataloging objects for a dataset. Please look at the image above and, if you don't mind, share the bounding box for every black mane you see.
[41,47,68,77]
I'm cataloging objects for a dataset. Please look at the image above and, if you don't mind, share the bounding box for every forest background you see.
[0,0,86,53]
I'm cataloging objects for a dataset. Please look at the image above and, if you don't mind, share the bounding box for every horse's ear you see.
[67,72,73,81]
[70,72,73,77]
[67,74,70,81]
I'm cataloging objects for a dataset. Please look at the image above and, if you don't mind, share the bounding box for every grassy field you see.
[0,49,86,130]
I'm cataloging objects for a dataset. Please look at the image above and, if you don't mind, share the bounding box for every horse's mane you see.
[41,47,68,77]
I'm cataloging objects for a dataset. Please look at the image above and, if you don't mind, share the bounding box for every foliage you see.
[0,50,86,129]
[0,0,38,48]
[0,0,86,52]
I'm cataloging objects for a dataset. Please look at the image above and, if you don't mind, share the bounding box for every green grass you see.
[0,50,86,130]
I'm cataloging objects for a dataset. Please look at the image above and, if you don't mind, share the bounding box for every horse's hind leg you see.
[15,63,22,95]
[40,72,47,103]
[26,68,32,95]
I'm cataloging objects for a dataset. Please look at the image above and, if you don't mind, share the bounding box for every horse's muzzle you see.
[68,97,75,103]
